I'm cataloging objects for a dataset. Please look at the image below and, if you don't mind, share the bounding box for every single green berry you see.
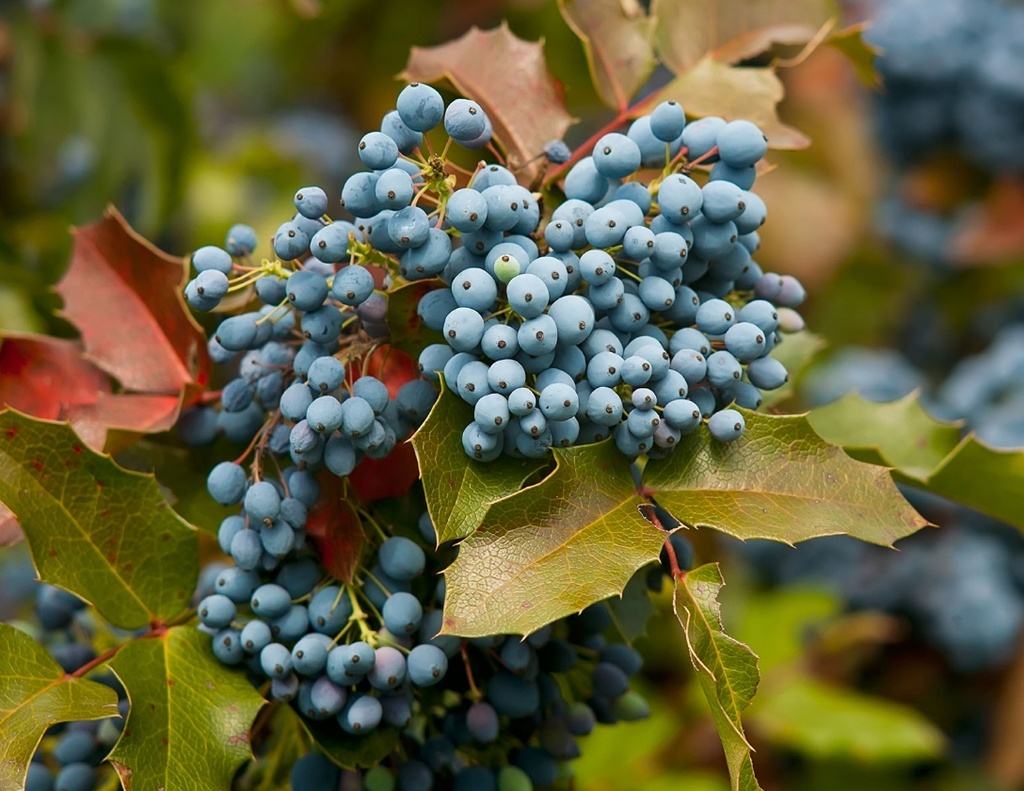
[494,253,522,284]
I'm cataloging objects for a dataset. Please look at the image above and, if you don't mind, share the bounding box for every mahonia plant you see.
[0,15,940,791]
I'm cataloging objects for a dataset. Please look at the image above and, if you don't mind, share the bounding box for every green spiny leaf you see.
[411,385,548,545]
[673,564,763,791]
[107,626,265,791]
[441,440,662,637]
[298,716,400,770]
[807,392,1024,530]
[0,410,198,629]
[806,392,961,480]
[0,624,119,791]
[645,409,927,546]
[923,436,1024,530]
[606,567,657,641]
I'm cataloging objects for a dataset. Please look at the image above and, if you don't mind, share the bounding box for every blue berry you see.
[444,98,488,141]
[708,408,745,442]
[396,83,445,132]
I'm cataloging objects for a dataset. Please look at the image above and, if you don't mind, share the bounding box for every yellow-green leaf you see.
[807,392,961,480]
[107,627,265,791]
[0,624,119,791]
[673,564,763,791]
[411,385,548,545]
[646,409,927,546]
[924,437,1024,531]
[807,392,1024,531]
[559,0,658,110]
[441,441,662,637]
[642,56,809,149]
[0,410,198,629]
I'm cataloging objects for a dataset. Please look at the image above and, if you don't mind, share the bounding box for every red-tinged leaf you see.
[0,333,108,420]
[356,345,420,399]
[0,504,22,547]
[0,332,183,454]
[952,178,1024,266]
[401,24,573,183]
[306,474,366,582]
[350,441,420,503]
[65,393,181,454]
[558,0,658,111]
[56,206,210,396]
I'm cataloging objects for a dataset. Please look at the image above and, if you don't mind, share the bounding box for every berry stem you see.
[461,643,482,702]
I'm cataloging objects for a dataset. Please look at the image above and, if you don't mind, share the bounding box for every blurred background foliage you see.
[0,0,598,337]
[3,1,1024,790]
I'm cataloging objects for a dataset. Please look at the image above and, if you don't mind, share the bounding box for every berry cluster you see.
[178,80,782,786]
[866,0,1024,266]
[868,0,1024,173]
[409,104,803,460]
[199,498,669,789]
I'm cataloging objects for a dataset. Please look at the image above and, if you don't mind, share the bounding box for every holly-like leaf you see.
[440,441,662,637]
[411,385,548,545]
[306,474,366,583]
[750,679,945,761]
[645,409,927,546]
[0,332,181,454]
[107,626,265,791]
[760,332,825,409]
[55,206,210,397]
[651,0,833,73]
[385,280,444,360]
[806,392,961,480]
[642,56,809,149]
[673,564,763,791]
[923,437,1024,531]
[299,717,400,770]
[0,333,109,422]
[558,0,658,111]
[401,24,573,182]
[606,567,657,641]
[0,410,198,629]
[807,392,1024,531]
[0,624,119,791]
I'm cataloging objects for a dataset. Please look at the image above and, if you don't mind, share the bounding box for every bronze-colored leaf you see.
[401,24,573,182]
